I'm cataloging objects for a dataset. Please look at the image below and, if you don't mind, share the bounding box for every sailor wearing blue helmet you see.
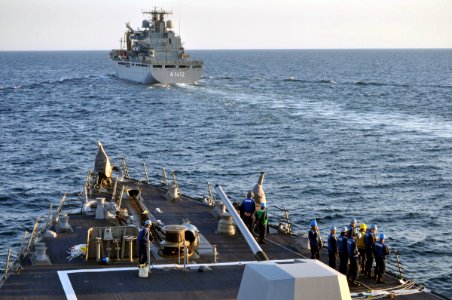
[372,233,390,284]
[255,202,268,244]
[327,225,338,269]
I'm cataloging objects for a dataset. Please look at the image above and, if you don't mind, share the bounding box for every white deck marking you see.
[57,259,300,300]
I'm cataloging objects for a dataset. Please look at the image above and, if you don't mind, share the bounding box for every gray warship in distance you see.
[0,142,449,300]
[109,7,203,84]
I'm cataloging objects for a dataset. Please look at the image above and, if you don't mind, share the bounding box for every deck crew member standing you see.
[138,219,154,265]
[347,233,361,286]
[364,224,377,279]
[255,203,268,244]
[308,219,322,260]
[337,226,349,275]
[347,218,357,238]
[239,191,256,232]
[373,233,390,284]
[357,223,367,273]
[327,225,338,269]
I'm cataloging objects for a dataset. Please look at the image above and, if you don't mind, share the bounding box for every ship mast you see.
[142,7,173,32]
[142,7,174,63]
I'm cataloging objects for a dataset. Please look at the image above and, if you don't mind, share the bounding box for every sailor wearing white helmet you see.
[308,219,322,260]
[138,219,154,265]
[327,225,338,269]
[364,224,378,279]
[337,226,349,275]
[347,232,362,286]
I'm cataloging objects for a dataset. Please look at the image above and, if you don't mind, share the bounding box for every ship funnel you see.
[215,185,268,261]
[252,172,266,207]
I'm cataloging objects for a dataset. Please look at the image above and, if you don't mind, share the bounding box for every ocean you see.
[0,49,451,297]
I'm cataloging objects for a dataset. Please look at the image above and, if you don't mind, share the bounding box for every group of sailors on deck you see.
[309,219,390,286]
[238,190,268,244]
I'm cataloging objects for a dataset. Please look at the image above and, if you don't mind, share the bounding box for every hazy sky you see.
[1,0,451,51]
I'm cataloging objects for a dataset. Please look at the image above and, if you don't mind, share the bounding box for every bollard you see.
[34,243,47,261]
[106,241,112,258]
[217,213,236,235]
[113,239,121,261]
[59,215,73,233]
[96,237,102,261]
[33,242,50,265]
[124,236,136,262]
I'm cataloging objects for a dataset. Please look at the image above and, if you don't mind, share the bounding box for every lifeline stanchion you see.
[143,162,150,184]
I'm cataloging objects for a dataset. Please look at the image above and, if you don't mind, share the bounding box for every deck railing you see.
[271,205,294,235]
[386,249,405,279]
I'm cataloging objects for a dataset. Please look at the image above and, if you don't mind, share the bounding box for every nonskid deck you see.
[0,178,446,299]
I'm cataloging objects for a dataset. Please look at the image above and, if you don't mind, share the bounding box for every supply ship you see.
[0,142,449,299]
[109,8,203,84]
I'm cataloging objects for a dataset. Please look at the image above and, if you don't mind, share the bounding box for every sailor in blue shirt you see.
[337,226,349,275]
[239,191,256,232]
[347,233,361,286]
[364,224,377,278]
[373,233,390,284]
[138,219,154,265]
[347,218,357,238]
[327,225,338,269]
[308,219,322,260]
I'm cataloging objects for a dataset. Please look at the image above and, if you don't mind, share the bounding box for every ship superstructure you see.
[110,8,203,84]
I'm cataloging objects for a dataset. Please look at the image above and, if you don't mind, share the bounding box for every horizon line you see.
[1,47,452,52]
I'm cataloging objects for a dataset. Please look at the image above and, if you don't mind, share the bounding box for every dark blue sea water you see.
[1,50,451,296]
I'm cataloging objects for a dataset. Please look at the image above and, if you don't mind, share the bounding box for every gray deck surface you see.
[0,181,448,299]
[71,266,244,300]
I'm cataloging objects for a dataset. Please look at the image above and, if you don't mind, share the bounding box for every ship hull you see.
[111,60,202,84]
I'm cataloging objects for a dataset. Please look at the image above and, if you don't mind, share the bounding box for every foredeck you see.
[0,180,447,300]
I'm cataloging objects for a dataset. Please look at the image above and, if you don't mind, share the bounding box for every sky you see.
[0,0,451,51]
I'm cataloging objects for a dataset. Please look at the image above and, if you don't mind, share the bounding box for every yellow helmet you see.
[360,223,367,231]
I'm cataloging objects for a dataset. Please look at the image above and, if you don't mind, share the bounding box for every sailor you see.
[373,233,390,284]
[239,191,256,232]
[357,223,367,273]
[364,224,377,279]
[347,233,361,286]
[115,210,127,226]
[138,219,154,265]
[337,226,349,275]
[347,218,357,238]
[308,219,322,260]
[255,203,268,244]
[327,225,338,269]
[141,210,150,225]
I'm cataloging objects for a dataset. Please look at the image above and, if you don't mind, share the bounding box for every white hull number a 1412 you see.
[170,71,185,77]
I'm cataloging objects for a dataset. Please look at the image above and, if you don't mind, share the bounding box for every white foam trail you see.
[286,99,452,139]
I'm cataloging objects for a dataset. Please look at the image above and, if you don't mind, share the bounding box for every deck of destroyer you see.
[0,142,446,300]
